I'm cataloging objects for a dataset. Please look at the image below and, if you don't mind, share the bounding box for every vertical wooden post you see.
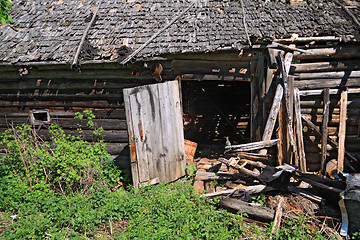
[337,89,348,173]
[321,88,330,174]
[294,88,307,172]
[277,101,287,165]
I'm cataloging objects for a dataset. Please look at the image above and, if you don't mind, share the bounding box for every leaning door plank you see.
[124,80,185,187]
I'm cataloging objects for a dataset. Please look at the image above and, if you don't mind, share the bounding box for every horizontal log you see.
[294,78,360,90]
[225,139,279,152]
[293,45,360,60]
[182,74,250,81]
[291,60,360,73]
[0,108,126,119]
[0,93,125,102]
[0,100,123,108]
[301,114,359,126]
[301,107,360,115]
[0,79,139,90]
[300,99,360,108]
[163,50,259,61]
[219,198,275,222]
[298,88,360,96]
[294,70,360,80]
[171,60,249,74]
[0,69,152,80]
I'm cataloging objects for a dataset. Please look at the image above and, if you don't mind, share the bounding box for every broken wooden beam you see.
[202,184,276,198]
[236,152,269,162]
[298,88,360,96]
[225,139,279,152]
[338,90,348,173]
[271,196,284,235]
[269,42,314,55]
[219,198,275,222]
[194,171,240,181]
[294,88,307,172]
[321,88,330,175]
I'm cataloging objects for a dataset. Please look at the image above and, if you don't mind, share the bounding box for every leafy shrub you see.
[0,110,121,196]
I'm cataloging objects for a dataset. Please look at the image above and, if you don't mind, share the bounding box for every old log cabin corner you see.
[0,0,360,185]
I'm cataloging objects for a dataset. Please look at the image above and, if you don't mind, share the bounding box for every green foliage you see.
[352,230,360,240]
[268,215,335,240]
[0,110,121,196]
[251,193,266,206]
[0,0,12,25]
[184,164,197,180]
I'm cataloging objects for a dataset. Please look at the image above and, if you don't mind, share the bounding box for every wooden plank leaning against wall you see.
[291,43,360,172]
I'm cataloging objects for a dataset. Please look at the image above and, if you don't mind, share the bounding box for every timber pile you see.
[189,155,344,239]
[188,46,360,238]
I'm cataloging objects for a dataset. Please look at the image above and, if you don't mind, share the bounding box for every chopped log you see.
[225,139,279,152]
[301,116,358,164]
[292,60,360,73]
[321,88,330,175]
[338,90,348,173]
[299,88,360,96]
[271,196,284,235]
[219,198,275,222]
[294,88,307,172]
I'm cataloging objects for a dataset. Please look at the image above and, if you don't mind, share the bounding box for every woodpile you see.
[188,45,360,238]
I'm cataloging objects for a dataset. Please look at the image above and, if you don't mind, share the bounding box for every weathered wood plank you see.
[293,45,360,60]
[158,82,176,182]
[295,78,360,90]
[294,88,306,172]
[299,88,360,96]
[259,83,283,155]
[294,70,360,80]
[169,81,186,180]
[338,90,348,173]
[321,88,330,174]
[219,198,275,222]
[123,88,140,189]
[225,139,279,152]
[291,60,360,73]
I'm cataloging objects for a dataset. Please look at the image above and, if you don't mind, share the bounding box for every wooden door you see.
[123,80,186,188]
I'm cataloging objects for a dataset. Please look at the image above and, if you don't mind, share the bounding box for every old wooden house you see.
[1,0,360,185]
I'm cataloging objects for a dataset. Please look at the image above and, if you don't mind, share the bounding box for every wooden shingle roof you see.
[0,0,359,64]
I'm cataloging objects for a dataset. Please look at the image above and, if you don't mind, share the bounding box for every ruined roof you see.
[0,0,359,64]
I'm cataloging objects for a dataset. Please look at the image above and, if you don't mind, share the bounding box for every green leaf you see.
[7,14,12,23]
[0,17,6,25]
[4,0,12,8]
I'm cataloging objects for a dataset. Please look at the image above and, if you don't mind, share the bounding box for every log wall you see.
[0,63,154,157]
[290,44,360,171]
